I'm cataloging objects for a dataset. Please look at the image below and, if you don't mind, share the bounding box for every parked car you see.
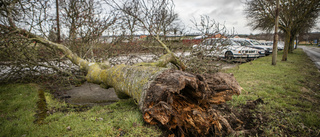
[232,38,273,56]
[258,40,272,46]
[260,40,284,50]
[231,39,265,57]
[277,41,284,50]
[192,38,260,60]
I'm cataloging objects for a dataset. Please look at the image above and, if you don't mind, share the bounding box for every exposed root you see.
[142,70,243,136]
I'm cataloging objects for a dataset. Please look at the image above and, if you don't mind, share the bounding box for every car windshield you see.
[235,41,251,46]
[250,40,261,45]
[202,39,242,47]
[228,40,241,46]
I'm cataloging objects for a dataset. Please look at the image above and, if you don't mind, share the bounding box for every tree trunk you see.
[56,0,61,43]
[272,0,280,65]
[288,35,295,53]
[282,31,291,61]
[8,26,243,136]
[86,63,242,135]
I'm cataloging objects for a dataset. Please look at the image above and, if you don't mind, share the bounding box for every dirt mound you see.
[219,98,267,136]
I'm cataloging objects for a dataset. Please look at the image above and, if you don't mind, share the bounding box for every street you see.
[300,46,320,69]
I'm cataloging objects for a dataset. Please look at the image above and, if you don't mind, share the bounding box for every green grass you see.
[0,84,161,137]
[224,49,320,136]
[298,44,320,47]
[1,48,319,136]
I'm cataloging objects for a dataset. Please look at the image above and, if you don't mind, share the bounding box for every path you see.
[64,82,119,106]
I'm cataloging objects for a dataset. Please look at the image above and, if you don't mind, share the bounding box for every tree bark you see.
[272,0,280,65]
[288,34,295,53]
[282,31,291,61]
[85,61,242,135]
[56,0,61,43]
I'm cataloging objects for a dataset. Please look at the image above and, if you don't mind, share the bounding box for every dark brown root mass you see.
[142,70,242,136]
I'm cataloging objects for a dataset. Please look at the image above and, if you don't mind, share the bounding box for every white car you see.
[192,38,260,60]
[232,38,273,56]
[260,41,284,50]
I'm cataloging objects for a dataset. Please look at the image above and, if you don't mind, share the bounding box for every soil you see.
[223,98,267,136]
[159,98,268,137]
[142,70,263,136]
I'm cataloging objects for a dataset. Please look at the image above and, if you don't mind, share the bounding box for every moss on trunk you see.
[100,65,168,107]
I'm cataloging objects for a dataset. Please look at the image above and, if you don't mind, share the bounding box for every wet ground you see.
[62,82,119,106]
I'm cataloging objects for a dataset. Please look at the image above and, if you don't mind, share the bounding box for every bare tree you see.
[0,0,77,83]
[158,1,179,40]
[191,15,226,36]
[119,6,139,42]
[0,0,117,82]
[59,0,116,59]
[107,0,186,70]
[245,0,320,61]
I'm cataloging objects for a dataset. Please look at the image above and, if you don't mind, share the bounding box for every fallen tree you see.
[0,0,247,136]
[1,25,245,136]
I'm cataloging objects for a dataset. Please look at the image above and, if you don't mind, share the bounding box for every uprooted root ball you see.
[142,70,242,136]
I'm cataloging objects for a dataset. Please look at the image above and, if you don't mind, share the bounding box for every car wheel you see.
[225,51,234,60]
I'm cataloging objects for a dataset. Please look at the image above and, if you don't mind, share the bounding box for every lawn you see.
[0,48,319,136]
[0,84,161,136]
[224,49,320,136]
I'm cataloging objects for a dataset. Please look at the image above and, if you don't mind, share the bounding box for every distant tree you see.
[59,0,116,59]
[158,2,179,40]
[191,15,229,37]
[119,3,139,42]
[107,0,186,69]
[245,0,320,61]
[108,1,178,38]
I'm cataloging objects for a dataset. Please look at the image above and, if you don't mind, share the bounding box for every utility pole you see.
[56,0,61,43]
[272,0,280,65]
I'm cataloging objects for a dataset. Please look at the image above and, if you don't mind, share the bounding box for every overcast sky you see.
[174,0,320,35]
[174,0,258,35]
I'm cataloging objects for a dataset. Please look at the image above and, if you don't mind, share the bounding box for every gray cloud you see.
[174,0,257,34]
